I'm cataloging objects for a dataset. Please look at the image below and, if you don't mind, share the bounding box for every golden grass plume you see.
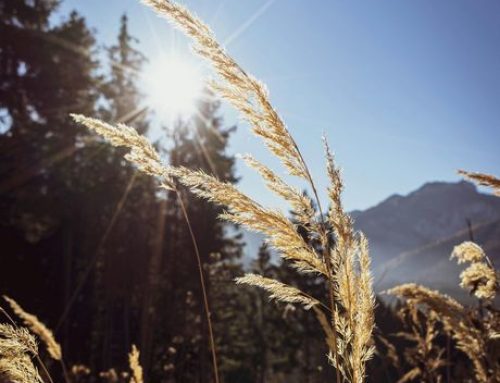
[388,283,489,382]
[235,274,320,309]
[3,296,62,361]
[451,242,497,300]
[128,345,143,383]
[0,323,41,383]
[73,0,376,381]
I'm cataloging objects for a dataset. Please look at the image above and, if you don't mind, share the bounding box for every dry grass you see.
[394,307,445,383]
[3,296,61,362]
[0,324,41,383]
[388,172,500,382]
[388,283,492,382]
[72,0,377,381]
[128,345,143,383]
[4,0,499,382]
[0,317,144,383]
[451,241,498,300]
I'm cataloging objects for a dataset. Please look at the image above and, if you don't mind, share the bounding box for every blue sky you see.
[53,0,500,212]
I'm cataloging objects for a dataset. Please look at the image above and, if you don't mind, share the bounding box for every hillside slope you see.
[242,181,500,298]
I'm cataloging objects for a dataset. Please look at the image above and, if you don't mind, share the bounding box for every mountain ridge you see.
[241,180,500,300]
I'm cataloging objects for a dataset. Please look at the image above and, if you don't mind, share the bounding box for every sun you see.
[142,55,203,122]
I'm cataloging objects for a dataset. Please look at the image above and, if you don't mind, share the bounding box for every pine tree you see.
[144,91,243,381]
[249,244,282,383]
[85,14,155,371]
[101,14,147,128]
[209,252,253,383]
[0,1,99,213]
[0,2,100,368]
[0,4,156,373]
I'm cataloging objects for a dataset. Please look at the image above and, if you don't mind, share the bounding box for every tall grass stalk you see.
[0,306,55,383]
[69,114,221,383]
[72,0,376,381]
[176,189,219,383]
[2,296,74,383]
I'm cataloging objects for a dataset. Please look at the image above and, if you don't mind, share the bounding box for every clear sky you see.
[53,0,500,212]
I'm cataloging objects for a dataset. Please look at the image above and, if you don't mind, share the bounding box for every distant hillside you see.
[354,181,500,298]
[373,218,500,301]
[241,181,500,299]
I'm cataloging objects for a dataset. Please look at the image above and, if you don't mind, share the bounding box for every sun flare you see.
[142,55,203,122]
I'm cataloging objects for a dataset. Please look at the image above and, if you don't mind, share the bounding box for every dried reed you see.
[451,241,498,300]
[69,114,220,383]
[73,1,376,381]
[394,306,445,383]
[3,296,61,361]
[128,345,143,383]
[388,283,490,382]
[388,169,500,382]
[0,324,41,383]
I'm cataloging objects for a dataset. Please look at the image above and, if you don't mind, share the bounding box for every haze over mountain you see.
[355,181,500,297]
[242,180,500,300]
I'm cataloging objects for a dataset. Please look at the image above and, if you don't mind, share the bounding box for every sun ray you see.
[209,0,227,26]
[223,0,276,47]
[193,127,219,178]
[192,104,225,145]
[55,171,138,332]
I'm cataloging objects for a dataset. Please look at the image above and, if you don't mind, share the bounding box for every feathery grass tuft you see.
[388,283,489,382]
[73,1,376,381]
[0,324,42,383]
[451,241,486,264]
[3,296,62,361]
[236,274,320,309]
[451,242,497,301]
[141,0,311,181]
[128,345,143,383]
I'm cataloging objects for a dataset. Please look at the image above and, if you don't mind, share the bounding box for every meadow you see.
[1,1,499,382]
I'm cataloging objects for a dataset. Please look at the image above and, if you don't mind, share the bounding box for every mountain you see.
[373,218,500,301]
[360,182,500,298]
[241,180,500,299]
